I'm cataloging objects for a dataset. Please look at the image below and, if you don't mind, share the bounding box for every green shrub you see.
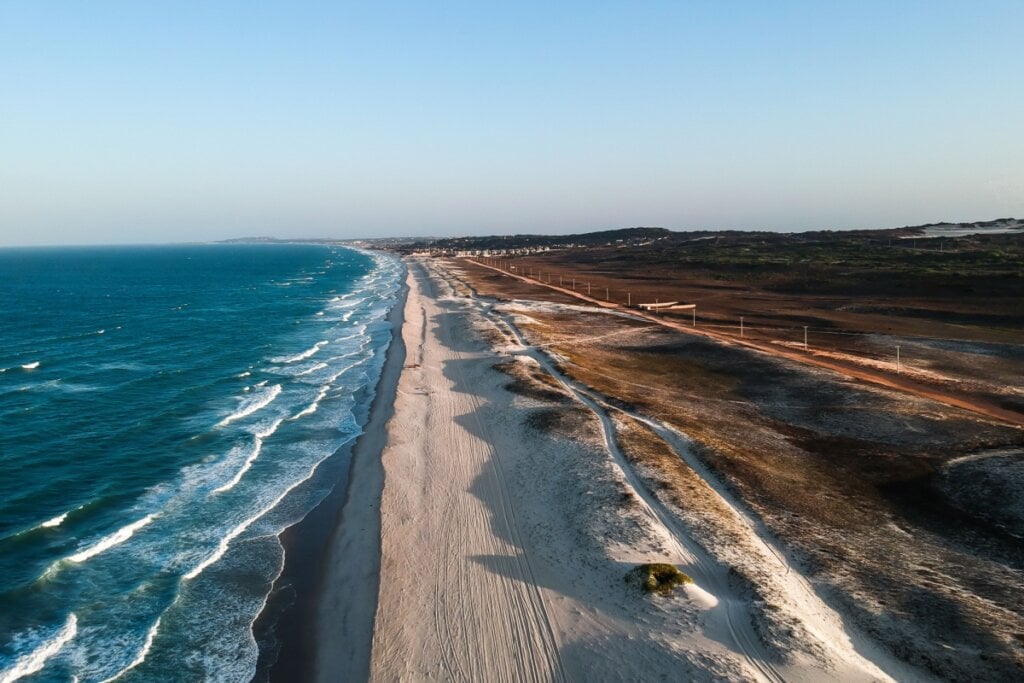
[626,563,692,595]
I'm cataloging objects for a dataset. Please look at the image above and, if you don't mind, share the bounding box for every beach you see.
[313,257,915,681]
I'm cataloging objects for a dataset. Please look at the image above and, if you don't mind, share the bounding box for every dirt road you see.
[465,258,1024,428]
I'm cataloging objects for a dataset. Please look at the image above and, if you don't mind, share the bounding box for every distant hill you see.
[900,217,1023,239]
[219,218,1020,252]
[401,227,672,254]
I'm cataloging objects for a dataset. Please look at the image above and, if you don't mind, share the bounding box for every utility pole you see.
[606,287,609,301]
[692,307,696,327]
[740,316,744,337]
[572,278,576,290]
[627,292,631,307]
[896,345,901,374]
[803,326,808,350]
[559,275,562,286]
[587,282,591,295]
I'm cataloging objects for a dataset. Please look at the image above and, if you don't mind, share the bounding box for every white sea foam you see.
[329,295,368,311]
[291,385,329,420]
[254,418,283,440]
[212,442,264,494]
[185,459,322,581]
[236,371,251,378]
[98,617,160,683]
[68,513,157,563]
[1,506,78,541]
[327,355,371,384]
[41,512,68,528]
[0,613,77,683]
[21,362,40,370]
[217,384,281,427]
[335,325,368,344]
[213,418,284,494]
[295,362,328,377]
[273,340,328,364]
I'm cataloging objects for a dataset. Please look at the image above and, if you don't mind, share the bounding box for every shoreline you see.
[310,259,409,681]
[254,257,409,681]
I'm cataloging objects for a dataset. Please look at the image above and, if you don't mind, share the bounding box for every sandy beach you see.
[313,256,926,681]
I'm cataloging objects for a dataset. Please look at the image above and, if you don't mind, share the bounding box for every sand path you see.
[368,262,566,681]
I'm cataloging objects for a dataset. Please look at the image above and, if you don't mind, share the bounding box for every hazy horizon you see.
[2,1,1023,247]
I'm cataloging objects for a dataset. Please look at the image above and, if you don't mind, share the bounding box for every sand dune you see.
[312,257,918,681]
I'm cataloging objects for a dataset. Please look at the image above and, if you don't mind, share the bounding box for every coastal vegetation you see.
[626,563,693,595]
[452,253,1024,680]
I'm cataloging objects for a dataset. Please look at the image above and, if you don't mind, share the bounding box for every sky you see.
[1,1,1023,246]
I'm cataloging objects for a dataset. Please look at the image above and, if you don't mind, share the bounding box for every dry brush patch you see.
[508,306,1024,680]
[610,412,825,663]
[446,258,581,305]
[438,256,1024,679]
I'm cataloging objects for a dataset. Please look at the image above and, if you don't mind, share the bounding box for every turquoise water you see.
[0,244,402,682]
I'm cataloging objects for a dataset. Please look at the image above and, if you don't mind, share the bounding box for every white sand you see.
[319,258,916,681]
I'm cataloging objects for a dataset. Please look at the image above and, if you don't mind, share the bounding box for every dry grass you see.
[450,260,1024,680]
[493,357,570,403]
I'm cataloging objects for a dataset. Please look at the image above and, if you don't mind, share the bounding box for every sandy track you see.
[369,262,565,682]
[359,256,919,682]
[488,308,787,682]
[466,259,1024,428]
[430,258,916,681]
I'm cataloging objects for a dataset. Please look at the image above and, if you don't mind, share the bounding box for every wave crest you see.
[217,384,282,427]
[68,514,157,564]
[0,613,77,683]
[272,340,328,364]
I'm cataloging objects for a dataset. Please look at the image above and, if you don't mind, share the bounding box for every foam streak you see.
[213,419,284,494]
[217,384,281,427]
[41,512,68,528]
[99,617,160,683]
[292,385,329,420]
[68,514,157,563]
[184,460,320,581]
[0,614,77,683]
[273,340,328,364]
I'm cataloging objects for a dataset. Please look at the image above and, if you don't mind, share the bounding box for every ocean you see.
[0,244,403,682]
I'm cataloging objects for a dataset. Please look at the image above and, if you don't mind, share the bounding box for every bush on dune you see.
[626,563,692,595]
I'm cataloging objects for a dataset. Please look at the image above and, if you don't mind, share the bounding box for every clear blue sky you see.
[2,1,1022,245]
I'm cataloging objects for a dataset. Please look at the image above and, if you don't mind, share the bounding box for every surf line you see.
[0,613,78,683]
